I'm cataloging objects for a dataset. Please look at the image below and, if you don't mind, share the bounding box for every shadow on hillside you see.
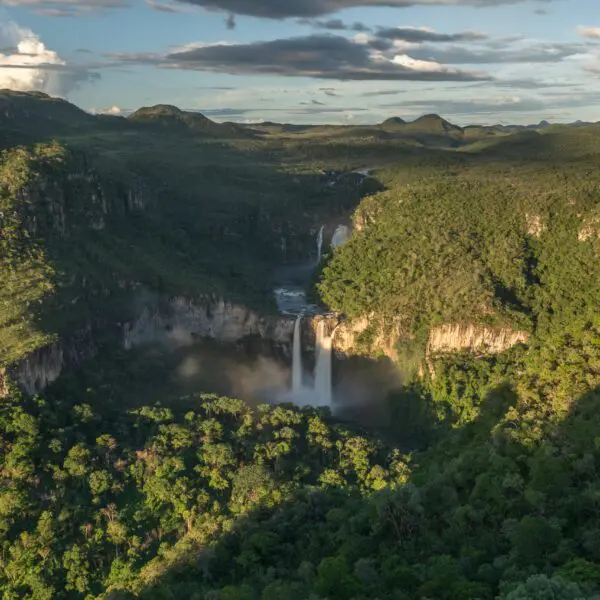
[3,116,383,384]
[124,383,600,600]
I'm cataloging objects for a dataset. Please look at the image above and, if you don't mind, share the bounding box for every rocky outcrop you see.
[427,323,529,356]
[123,296,295,353]
[3,326,96,396]
[18,152,151,241]
[328,315,404,361]
[525,213,545,238]
[579,217,600,242]
[425,323,529,379]
[322,315,529,369]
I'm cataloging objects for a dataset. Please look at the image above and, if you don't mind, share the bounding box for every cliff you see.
[123,296,294,351]
[426,323,529,356]
[318,314,529,373]
[1,325,96,396]
[1,294,295,397]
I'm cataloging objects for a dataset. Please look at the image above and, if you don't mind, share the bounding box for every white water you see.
[314,320,334,407]
[292,315,303,392]
[317,225,325,263]
[331,225,350,249]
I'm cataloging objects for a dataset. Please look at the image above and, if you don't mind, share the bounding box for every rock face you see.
[5,326,96,396]
[324,315,529,366]
[123,296,295,353]
[330,316,403,361]
[579,217,600,242]
[2,296,294,398]
[525,213,545,238]
[427,323,529,356]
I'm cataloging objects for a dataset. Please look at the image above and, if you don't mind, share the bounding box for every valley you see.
[1,90,600,599]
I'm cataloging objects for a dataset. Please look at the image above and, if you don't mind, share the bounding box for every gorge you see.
[2,91,600,600]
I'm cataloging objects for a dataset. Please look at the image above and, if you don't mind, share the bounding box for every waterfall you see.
[316,225,325,263]
[314,320,333,407]
[331,225,350,249]
[292,315,303,392]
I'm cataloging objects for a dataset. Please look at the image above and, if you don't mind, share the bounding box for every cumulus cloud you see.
[173,0,554,19]
[112,34,490,82]
[393,54,454,72]
[89,105,123,115]
[0,19,98,94]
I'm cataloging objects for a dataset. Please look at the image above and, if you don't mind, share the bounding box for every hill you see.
[128,104,251,138]
[0,89,96,147]
[2,90,600,600]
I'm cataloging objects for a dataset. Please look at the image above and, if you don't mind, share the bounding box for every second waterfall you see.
[314,320,333,407]
[292,315,303,392]
[289,316,335,408]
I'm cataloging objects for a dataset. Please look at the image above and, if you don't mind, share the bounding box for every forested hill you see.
[1,91,600,599]
[0,92,377,372]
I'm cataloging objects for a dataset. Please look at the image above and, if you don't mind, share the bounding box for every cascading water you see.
[314,320,334,407]
[292,315,303,392]
[316,225,325,263]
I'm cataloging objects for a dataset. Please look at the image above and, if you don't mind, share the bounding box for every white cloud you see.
[0,18,95,95]
[577,26,600,39]
[89,105,122,115]
[0,20,63,92]
[393,54,453,73]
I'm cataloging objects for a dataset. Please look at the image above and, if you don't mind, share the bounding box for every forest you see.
[1,91,600,599]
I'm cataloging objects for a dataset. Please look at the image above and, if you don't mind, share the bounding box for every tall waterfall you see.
[292,315,303,392]
[316,225,325,263]
[314,320,333,407]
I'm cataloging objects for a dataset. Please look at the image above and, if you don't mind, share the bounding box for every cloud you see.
[1,0,128,16]
[299,18,372,32]
[378,92,600,118]
[300,98,326,105]
[146,0,197,12]
[392,54,452,72]
[409,41,586,64]
[583,55,600,74]
[375,26,486,43]
[0,19,98,95]
[173,0,555,20]
[112,34,490,82]
[89,105,123,115]
[362,88,406,96]
[578,27,600,39]
[200,105,367,120]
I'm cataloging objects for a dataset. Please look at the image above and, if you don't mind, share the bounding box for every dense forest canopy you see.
[1,92,600,599]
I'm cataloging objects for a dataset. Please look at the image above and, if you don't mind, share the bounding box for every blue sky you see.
[1,0,600,124]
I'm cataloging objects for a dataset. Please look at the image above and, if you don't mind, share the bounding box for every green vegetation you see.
[0,93,371,366]
[2,91,600,599]
[319,158,600,371]
[0,390,408,598]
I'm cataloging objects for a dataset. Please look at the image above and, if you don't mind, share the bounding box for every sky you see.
[0,0,600,125]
